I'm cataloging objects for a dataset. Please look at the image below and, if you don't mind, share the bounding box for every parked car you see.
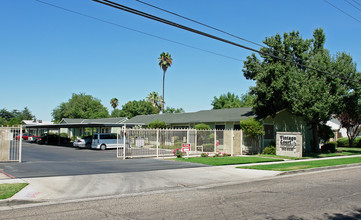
[73,136,92,149]
[38,134,70,145]
[91,133,131,150]
[28,135,40,142]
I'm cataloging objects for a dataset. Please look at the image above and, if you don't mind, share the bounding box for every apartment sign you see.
[276,132,302,158]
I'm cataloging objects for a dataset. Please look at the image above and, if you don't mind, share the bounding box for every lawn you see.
[0,183,28,200]
[173,156,283,166]
[239,156,361,171]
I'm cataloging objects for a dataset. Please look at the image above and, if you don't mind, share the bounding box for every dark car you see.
[38,134,71,145]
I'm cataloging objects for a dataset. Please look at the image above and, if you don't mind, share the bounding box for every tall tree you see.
[211,92,242,109]
[52,93,109,122]
[164,107,185,113]
[242,28,358,152]
[146,91,162,110]
[158,52,173,113]
[110,98,119,110]
[117,100,159,119]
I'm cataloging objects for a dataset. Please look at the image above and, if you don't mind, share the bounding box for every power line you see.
[133,0,357,84]
[345,0,361,12]
[324,0,361,24]
[133,0,265,49]
[34,0,243,62]
[93,0,361,84]
[351,0,361,7]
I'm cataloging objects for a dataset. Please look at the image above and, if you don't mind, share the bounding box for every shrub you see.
[173,148,184,158]
[148,120,167,129]
[321,142,337,153]
[337,137,361,147]
[202,144,214,152]
[262,146,276,155]
[174,142,183,148]
[194,123,211,130]
[60,133,69,138]
[222,153,231,157]
[213,152,222,157]
[337,137,349,147]
[201,152,209,157]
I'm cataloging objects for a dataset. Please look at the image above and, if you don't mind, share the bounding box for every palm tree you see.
[146,91,162,111]
[158,52,173,113]
[110,98,119,110]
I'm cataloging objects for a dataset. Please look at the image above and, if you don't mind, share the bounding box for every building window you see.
[233,124,241,130]
[264,124,274,140]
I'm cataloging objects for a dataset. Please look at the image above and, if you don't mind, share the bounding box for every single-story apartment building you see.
[24,108,346,153]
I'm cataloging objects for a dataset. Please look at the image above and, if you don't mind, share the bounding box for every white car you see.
[73,136,92,148]
[91,133,131,150]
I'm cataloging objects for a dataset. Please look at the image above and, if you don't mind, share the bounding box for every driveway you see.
[0,142,208,178]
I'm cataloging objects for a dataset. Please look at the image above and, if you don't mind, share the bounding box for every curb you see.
[278,162,361,176]
[0,170,16,179]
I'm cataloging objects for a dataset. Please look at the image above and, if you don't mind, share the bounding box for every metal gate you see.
[0,126,22,162]
[116,127,254,159]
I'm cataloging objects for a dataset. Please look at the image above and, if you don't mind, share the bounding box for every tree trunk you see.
[162,70,166,113]
[311,124,319,153]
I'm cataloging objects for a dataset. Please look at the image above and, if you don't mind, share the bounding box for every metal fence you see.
[117,128,256,159]
[0,126,22,162]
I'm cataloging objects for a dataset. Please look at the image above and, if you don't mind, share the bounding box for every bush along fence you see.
[117,128,257,159]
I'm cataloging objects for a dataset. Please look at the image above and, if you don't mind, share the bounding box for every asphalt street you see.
[2,166,361,219]
[0,142,207,178]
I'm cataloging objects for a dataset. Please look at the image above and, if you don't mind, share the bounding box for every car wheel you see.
[100,144,106,150]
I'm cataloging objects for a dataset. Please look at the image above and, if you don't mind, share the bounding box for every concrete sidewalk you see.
[1,155,361,204]
[2,165,281,202]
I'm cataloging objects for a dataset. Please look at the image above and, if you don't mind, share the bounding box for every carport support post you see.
[156,129,159,158]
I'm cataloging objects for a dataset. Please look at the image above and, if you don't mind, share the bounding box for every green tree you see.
[211,92,242,109]
[242,28,358,152]
[146,91,162,110]
[194,123,211,130]
[21,107,35,120]
[164,107,185,113]
[0,109,14,121]
[52,93,109,122]
[118,100,159,119]
[110,98,119,110]
[239,93,255,107]
[148,119,167,129]
[239,118,265,154]
[0,117,8,126]
[337,90,361,147]
[158,52,173,112]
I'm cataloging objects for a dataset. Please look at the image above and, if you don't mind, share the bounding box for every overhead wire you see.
[133,0,358,78]
[324,0,361,24]
[34,0,243,62]
[93,0,361,84]
[351,0,361,7]
[344,0,361,12]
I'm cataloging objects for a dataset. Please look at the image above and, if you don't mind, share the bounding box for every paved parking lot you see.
[0,142,207,178]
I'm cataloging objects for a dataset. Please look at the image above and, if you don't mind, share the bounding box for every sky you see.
[1,0,361,121]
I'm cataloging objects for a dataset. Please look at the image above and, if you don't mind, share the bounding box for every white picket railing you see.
[0,125,22,162]
[116,127,256,159]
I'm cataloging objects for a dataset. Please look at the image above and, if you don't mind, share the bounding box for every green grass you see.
[173,156,283,166]
[0,183,28,200]
[239,156,361,171]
